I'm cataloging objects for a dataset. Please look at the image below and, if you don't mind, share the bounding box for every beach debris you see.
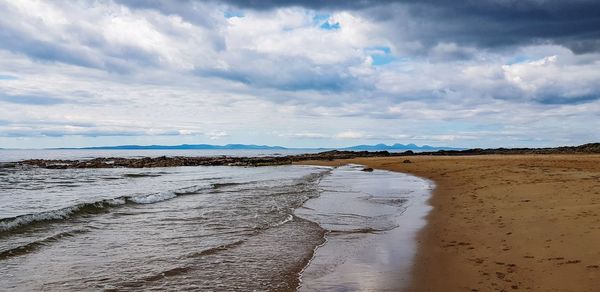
[403,159,412,163]
[361,167,374,172]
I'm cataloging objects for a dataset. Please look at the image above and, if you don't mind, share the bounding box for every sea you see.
[0,150,432,291]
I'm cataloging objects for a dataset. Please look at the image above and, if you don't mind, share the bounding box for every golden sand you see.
[300,155,600,291]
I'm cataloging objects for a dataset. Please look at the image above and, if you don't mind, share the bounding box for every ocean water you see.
[0,148,422,163]
[0,162,431,291]
[0,149,324,163]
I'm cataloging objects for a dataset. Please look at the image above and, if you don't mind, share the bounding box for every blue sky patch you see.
[313,13,330,23]
[371,54,395,66]
[313,13,340,30]
[367,46,395,66]
[320,21,340,30]
[224,10,244,18]
[506,55,531,65]
[369,46,391,54]
[0,75,17,80]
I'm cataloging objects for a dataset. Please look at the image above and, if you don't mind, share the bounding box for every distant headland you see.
[53,143,463,151]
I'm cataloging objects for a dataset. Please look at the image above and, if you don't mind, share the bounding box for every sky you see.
[1,0,600,149]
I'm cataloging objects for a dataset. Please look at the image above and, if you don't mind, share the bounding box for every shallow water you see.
[0,165,329,291]
[0,163,431,291]
[296,164,433,291]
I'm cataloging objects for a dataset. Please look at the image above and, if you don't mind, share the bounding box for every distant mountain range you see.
[63,143,463,151]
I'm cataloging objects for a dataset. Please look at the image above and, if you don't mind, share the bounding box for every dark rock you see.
[18,150,392,169]
[361,167,374,172]
[403,159,412,163]
[0,162,17,168]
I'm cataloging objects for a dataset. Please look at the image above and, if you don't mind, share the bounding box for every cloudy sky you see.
[1,0,600,149]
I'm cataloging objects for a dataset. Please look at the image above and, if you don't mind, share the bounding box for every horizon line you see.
[1,142,598,151]
[0,142,456,151]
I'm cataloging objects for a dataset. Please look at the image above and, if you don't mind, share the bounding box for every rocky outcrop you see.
[0,162,17,168]
[19,150,392,169]
[15,143,600,169]
[421,143,600,156]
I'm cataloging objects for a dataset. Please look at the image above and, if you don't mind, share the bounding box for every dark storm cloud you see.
[217,0,600,53]
[122,0,389,11]
[213,0,388,10]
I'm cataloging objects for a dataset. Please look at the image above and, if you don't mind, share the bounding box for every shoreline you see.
[299,155,600,291]
[5,153,600,290]
[295,164,433,291]
[7,142,600,168]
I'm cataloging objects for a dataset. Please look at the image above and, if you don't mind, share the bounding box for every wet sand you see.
[300,155,600,291]
[296,165,432,291]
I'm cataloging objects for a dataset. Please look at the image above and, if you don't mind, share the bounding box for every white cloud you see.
[502,55,558,93]
[207,131,229,140]
[279,132,330,139]
[0,1,599,148]
[335,131,366,139]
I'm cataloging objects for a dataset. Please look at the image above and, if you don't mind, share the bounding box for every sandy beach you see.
[301,155,600,291]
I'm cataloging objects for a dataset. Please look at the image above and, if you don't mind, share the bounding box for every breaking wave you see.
[0,184,211,233]
[0,229,89,260]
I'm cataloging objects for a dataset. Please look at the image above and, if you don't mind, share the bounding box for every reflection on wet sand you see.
[296,164,433,291]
